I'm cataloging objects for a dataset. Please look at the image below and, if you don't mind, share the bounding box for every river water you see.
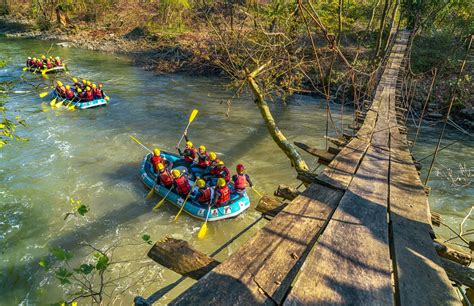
[0,37,472,305]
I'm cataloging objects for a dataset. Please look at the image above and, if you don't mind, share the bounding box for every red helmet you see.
[236,164,245,174]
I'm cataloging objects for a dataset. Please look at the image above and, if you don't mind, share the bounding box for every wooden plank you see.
[389,129,460,305]
[318,137,370,190]
[285,145,392,305]
[386,45,460,304]
[170,184,344,305]
[294,142,335,165]
[147,237,220,280]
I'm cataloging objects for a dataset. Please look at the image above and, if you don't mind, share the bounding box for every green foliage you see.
[94,253,109,271]
[74,263,95,275]
[55,267,73,284]
[51,247,73,261]
[142,234,153,244]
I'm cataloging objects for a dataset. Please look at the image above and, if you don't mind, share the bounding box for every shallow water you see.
[0,37,472,304]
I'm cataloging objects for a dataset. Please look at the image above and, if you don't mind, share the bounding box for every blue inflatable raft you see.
[50,90,108,109]
[140,152,251,221]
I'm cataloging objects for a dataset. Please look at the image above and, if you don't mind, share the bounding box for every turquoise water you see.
[0,37,472,304]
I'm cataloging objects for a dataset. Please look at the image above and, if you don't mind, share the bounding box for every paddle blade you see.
[197,222,208,239]
[145,187,155,200]
[152,198,166,211]
[23,67,28,71]
[55,100,63,107]
[129,135,143,146]
[50,98,57,107]
[188,109,198,124]
[39,92,49,98]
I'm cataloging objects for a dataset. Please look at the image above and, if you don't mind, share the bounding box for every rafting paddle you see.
[39,91,50,98]
[174,180,198,221]
[251,186,263,198]
[197,205,212,239]
[129,135,153,153]
[152,186,174,211]
[176,109,199,148]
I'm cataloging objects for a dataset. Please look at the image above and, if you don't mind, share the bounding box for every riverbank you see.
[0,16,220,75]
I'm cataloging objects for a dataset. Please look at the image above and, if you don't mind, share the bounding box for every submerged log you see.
[325,136,347,147]
[439,257,474,288]
[274,184,300,201]
[148,237,220,280]
[294,142,335,165]
[434,239,472,266]
[255,195,286,217]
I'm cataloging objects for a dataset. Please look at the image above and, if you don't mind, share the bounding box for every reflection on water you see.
[0,37,472,304]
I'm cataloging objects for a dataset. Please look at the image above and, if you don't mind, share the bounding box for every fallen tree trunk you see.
[247,63,309,172]
[148,237,220,280]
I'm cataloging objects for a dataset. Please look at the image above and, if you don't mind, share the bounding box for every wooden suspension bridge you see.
[136,31,468,305]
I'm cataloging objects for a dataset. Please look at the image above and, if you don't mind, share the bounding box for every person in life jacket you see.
[26,57,32,67]
[232,164,253,195]
[65,85,75,100]
[211,160,231,183]
[151,148,166,172]
[208,152,221,167]
[172,169,191,197]
[41,55,46,63]
[83,86,93,102]
[156,163,173,189]
[196,145,210,168]
[54,56,62,66]
[213,178,230,207]
[75,88,84,102]
[55,80,66,97]
[36,59,44,69]
[177,137,197,166]
[72,78,82,89]
[46,59,54,69]
[98,83,109,101]
[82,79,87,88]
[193,178,211,206]
[31,57,37,67]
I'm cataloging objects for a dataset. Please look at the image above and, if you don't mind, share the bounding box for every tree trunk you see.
[374,0,390,59]
[366,0,381,32]
[383,0,400,53]
[337,0,343,45]
[246,64,309,172]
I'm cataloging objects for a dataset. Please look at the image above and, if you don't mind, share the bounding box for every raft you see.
[140,152,251,221]
[50,91,108,109]
[27,66,66,74]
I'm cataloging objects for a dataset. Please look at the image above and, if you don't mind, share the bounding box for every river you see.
[0,37,472,305]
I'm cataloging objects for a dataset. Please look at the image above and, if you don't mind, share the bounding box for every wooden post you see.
[274,184,300,201]
[255,195,286,217]
[148,237,220,280]
[434,239,472,266]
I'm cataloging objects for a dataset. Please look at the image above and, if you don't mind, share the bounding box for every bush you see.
[35,15,51,31]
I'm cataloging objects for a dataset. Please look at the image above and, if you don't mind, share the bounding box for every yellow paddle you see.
[251,186,263,198]
[22,67,28,71]
[129,135,152,153]
[176,109,199,148]
[50,98,57,107]
[197,204,212,239]
[39,91,50,98]
[152,186,174,211]
[174,180,197,221]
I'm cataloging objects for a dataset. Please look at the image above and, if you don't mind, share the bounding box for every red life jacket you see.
[151,156,164,172]
[197,187,211,204]
[234,174,247,190]
[183,148,196,162]
[159,170,173,187]
[65,89,74,100]
[174,175,190,195]
[215,186,230,206]
[197,152,209,168]
[46,62,53,69]
[93,88,102,98]
[83,91,93,101]
[37,61,43,68]
[55,59,61,66]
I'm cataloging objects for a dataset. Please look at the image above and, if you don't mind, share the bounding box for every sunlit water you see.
[0,37,472,304]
